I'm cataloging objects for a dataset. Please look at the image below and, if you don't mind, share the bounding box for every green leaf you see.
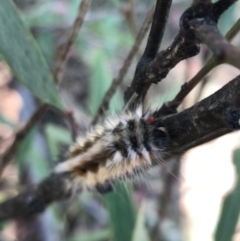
[88,49,123,116]
[104,183,136,241]
[132,202,150,241]
[0,0,63,110]
[214,149,240,241]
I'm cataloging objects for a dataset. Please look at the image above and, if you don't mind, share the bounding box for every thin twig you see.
[170,59,217,108]
[190,18,240,69]
[225,18,240,40]
[168,18,240,108]
[53,0,91,85]
[121,0,138,36]
[0,0,91,176]
[91,6,154,125]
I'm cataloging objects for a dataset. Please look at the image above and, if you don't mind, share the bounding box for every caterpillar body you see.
[54,105,169,193]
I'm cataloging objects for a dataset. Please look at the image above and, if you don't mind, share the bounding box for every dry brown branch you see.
[53,0,91,85]
[121,0,138,36]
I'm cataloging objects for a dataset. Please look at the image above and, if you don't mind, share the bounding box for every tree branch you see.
[53,0,91,85]
[190,18,240,69]
[162,75,240,154]
[1,75,240,221]
[168,18,240,109]
[124,0,212,102]
[0,173,71,221]
[124,0,180,103]
[143,0,172,59]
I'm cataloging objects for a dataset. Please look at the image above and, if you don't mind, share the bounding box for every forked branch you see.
[125,0,237,103]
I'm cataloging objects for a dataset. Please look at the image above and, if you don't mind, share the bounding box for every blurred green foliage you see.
[132,202,150,241]
[105,183,136,241]
[0,0,63,109]
[214,149,240,241]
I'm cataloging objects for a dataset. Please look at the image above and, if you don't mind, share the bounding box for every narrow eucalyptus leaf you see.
[214,149,240,241]
[132,202,150,241]
[0,0,63,109]
[105,183,136,241]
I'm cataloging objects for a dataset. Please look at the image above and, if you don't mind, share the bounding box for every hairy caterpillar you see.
[54,105,170,193]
